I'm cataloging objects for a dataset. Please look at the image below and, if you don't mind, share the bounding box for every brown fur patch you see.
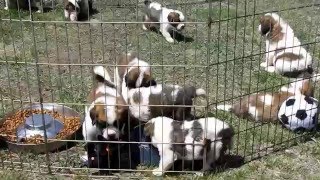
[275,53,303,62]
[132,91,142,104]
[117,53,137,81]
[232,92,294,122]
[115,96,127,120]
[168,12,181,28]
[125,67,140,88]
[300,80,314,97]
[259,15,284,42]
[144,121,155,137]
[90,103,107,124]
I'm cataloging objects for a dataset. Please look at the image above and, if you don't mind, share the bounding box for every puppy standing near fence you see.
[144,116,234,176]
[143,0,186,43]
[258,13,313,74]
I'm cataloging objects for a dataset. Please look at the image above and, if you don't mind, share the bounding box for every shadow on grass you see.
[146,26,194,43]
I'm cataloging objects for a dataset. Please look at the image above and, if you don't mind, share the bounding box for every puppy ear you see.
[124,73,136,89]
[90,107,97,126]
[144,121,154,137]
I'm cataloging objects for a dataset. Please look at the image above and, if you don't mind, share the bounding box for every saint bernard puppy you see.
[143,0,185,43]
[258,13,312,74]
[127,84,206,122]
[216,74,320,122]
[144,116,234,176]
[113,52,156,103]
[83,66,128,142]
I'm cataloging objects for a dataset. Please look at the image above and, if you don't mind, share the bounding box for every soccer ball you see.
[278,95,319,131]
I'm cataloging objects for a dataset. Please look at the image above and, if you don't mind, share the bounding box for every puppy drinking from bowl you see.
[258,13,313,74]
[143,0,186,43]
[144,116,234,176]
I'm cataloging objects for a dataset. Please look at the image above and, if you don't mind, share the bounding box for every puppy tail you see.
[195,88,206,97]
[216,104,233,112]
[185,87,207,99]
[93,66,116,88]
[144,0,151,6]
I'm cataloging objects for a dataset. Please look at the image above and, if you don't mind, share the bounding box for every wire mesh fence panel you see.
[0,0,320,178]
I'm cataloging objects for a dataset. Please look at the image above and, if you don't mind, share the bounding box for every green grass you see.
[1,0,320,179]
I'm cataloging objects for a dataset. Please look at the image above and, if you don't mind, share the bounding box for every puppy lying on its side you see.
[143,0,185,43]
[144,116,234,176]
[216,74,320,122]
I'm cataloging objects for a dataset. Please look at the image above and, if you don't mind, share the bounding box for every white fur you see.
[146,2,185,43]
[128,84,164,122]
[216,104,232,111]
[149,116,231,176]
[260,94,273,106]
[248,105,259,121]
[259,13,312,73]
[94,66,112,82]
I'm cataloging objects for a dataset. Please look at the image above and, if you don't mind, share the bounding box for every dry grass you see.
[0,0,320,179]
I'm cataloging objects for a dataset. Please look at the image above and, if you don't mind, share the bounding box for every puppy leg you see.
[153,150,177,176]
[160,24,174,43]
[4,0,8,10]
[261,51,275,69]
[142,15,149,31]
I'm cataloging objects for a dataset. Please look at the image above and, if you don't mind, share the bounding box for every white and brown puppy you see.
[128,84,206,122]
[258,13,312,74]
[64,0,92,21]
[82,66,127,142]
[144,116,234,176]
[143,0,185,43]
[216,74,320,122]
[114,52,156,103]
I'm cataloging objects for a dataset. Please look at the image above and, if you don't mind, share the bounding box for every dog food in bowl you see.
[0,109,81,144]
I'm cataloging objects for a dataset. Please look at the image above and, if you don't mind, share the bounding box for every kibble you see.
[0,109,81,144]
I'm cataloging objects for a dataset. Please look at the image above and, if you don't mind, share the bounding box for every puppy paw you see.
[4,7,8,10]
[195,172,204,176]
[260,62,268,68]
[280,86,289,92]
[142,25,148,31]
[152,168,164,176]
[265,66,276,73]
[165,37,174,43]
[36,9,42,13]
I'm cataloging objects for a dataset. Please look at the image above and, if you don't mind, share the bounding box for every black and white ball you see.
[278,95,319,131]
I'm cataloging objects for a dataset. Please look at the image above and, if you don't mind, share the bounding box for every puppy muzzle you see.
[177,23,185,31]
